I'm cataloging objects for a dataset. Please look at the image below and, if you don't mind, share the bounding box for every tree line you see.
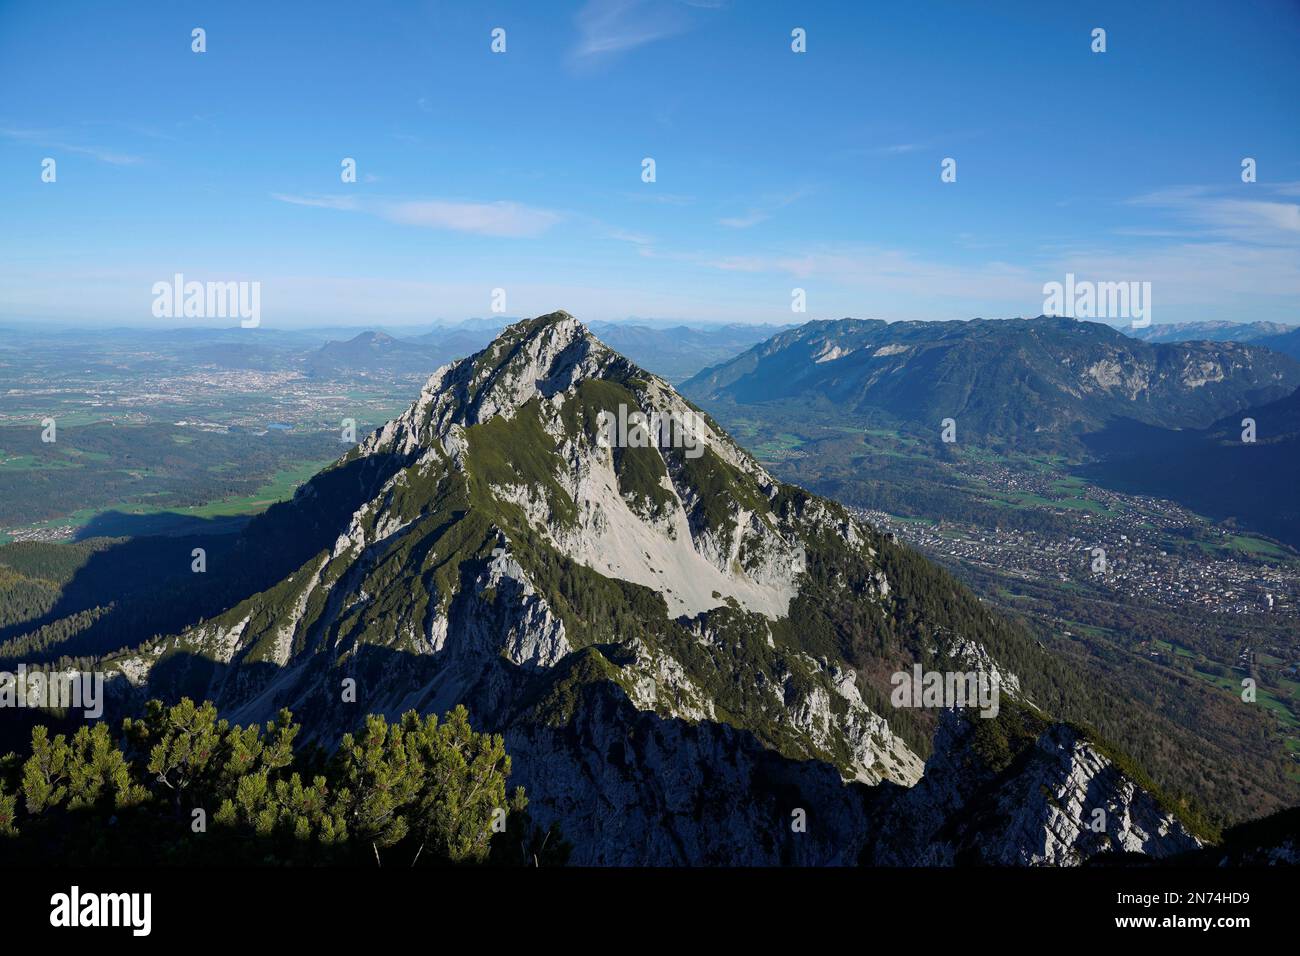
[0,698,567,866]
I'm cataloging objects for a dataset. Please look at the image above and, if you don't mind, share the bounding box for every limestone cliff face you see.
[504,681,875,866]
[866,710,1202,866]
[101,312,1206,866]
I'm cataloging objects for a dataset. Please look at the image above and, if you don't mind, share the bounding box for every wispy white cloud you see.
[272,193,562,238]
[385,200,562,237]
[831,133,982,163]
[272,193,359,211]
[1128,185,1300,244]
[1049,242,1300,302]
[624,190,694,206]
[1209,200,1300,235]
[833,142,928,160]
[701,245,1038,300]
[664,230,1300,319]
[0,126,144,165]
[65,144,143,165]
[718,211,769,229]
[571,0,691,65]
[717,187,810,229]
[606,227,654,245]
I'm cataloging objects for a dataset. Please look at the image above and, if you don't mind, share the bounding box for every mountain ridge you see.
[682,315,1300,450]
[93,311,1211,863]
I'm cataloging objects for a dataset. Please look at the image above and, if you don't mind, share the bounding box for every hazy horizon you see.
[1,313,1296,337]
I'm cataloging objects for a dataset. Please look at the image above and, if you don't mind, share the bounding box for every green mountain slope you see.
[77,313,1223,863]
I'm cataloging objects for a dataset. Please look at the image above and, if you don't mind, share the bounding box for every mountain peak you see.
[500,309,583,340]
[357,311,646,461]
[350,330,396,344]
[99,312,1215,865]
[346,311,806,619]
[475,311,605,383]
[529,308,576,325]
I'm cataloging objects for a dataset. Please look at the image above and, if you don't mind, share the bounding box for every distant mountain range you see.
[683,316,1300,450]
[1123,320,1296,344]
[304,329,497,377]
[679,314,1300,557]
[83,313,1222,864]
[1123,320,1300,364]
[589,321,791,382]
[0,319,788,384]
[302,322,787,383]
[1256,327,1300,362]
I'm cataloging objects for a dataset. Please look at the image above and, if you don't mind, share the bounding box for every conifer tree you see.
[0,698,563,866]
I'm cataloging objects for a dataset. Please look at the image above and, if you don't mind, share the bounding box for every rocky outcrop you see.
[866,709,1202,866]
[507,681,876,866]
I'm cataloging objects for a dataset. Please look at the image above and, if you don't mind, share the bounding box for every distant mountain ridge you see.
[302,321,788,383]
[589,321,792,382]
[683,315,1300,449]
[1123,320,1295,345]
[305,329,497,377]
[1255,327,1300,363]
[0,319,785,384]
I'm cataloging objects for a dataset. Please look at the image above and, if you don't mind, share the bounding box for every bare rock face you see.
[866,710,1202,866]
[100,312,1210,866]
[504,681,876,866]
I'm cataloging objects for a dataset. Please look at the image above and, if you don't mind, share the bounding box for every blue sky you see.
[1,0,1298,327]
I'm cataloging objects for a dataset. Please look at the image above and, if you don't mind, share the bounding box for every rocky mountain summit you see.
[103,312,1204,864]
